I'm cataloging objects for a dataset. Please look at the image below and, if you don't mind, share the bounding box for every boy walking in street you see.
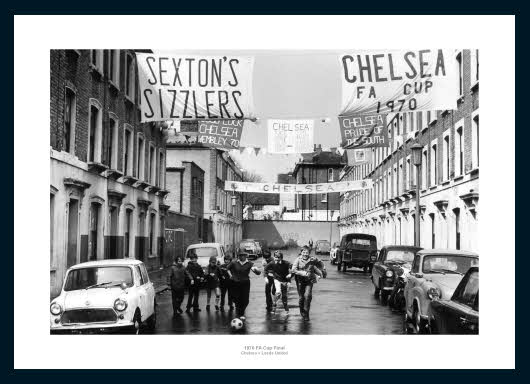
[292,246,327,321]
[262,252,276,312]
[264,251,292,313]
[168,256,193,316]
[219,255,234,312]
[185,254,205,313]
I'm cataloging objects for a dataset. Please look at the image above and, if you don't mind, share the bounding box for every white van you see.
[185,243,227,269]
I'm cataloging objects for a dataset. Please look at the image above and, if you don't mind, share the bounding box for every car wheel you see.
[132,310,142,335]
[363,265,368,273]
[412,303,424,334]
[146,300,157,331]
[380,290,389,304]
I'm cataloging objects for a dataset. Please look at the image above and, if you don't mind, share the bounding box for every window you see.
[138,211,146,261]
[443,134,450,181]
[88,101,102,163]
[393,166,398,197]
[430,213,436,248]
[89,202,101,261]
[422,150,427,190]
[429,110,437,125]
[137,136,145,180]
[149,144,156,185]
[107,115,118,169]
[90,50,103,72]
[430,143,437,186]
[456,51,464,96]
[456,126,464,176]
[140,264,150,284]
[108,49,120,85]
[454,208,461,250]
[50,193,55,264]
[321,193,328,203]
[453,270,479,308]
[149,213,156,255]
[472,113,479,169]
[406,157,411,190]
[328,168,333,182]
[63,87,76,153]
[159,152,165,188]
[125,53,135,99]
[470,49,479,86]
[399,161,403,194]
[124,209,132,258]
[123,126,133,175]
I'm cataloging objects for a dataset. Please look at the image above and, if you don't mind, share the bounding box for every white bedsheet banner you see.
[136,53,255,122]
[340,49,458,115]
[225,180,373,194]
[267,119,314,154]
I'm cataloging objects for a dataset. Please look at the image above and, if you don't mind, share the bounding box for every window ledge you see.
[470,81,479,93]
[429,118,438,126]
[421,126,428,134]
[454,175,464,182]
[124,94,135,105]
[109,80,120,92]
[457,95,465,104]
[468,168,479,177]
[429,185,438,191]
[441,180,450,187]
[87,161,108,174]
[88,63,104,78]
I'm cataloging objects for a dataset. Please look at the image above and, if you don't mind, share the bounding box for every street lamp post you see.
[411,143,423,247]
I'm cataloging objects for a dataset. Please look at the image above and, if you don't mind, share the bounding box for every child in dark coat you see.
[185,254,205,313]
[205,256,222,311]
[219,255,234,312]
[168,256,193,316]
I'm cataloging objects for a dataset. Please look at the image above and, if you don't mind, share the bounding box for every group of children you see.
[168,245,327,323]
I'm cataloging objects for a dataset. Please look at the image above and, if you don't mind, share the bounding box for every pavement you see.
[148,267,171,294]
[148,249,407,335]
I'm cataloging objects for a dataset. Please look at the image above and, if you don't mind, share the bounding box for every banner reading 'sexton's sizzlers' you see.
[225,180,373,194]
[339,113,388,148]
[136,54,255,122]
[197,120,243,150]
[267,119,314,154]
[340,49,458,115]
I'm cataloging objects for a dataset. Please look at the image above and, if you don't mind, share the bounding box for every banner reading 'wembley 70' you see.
[136,53,255,122]
[225,180,373,194]
[340,49,458,116]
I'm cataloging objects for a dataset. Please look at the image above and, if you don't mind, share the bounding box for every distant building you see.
[50,49,168,297]
[339,50,479,252]
[277,172,297,212]
[166,127,243,255]
[291,145,345,221]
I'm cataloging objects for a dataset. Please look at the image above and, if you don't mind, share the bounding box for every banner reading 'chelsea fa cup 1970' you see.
[136,53,255,122]
[339,49,459,116]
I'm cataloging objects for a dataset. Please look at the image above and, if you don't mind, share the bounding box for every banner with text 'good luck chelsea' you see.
[136,54,255,122]
[340,49,458,116]
[197,120,243,150]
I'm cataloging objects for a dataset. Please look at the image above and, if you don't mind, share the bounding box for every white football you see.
[230,318,244,330]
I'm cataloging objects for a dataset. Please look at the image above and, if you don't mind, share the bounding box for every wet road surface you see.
[151,249,406,335]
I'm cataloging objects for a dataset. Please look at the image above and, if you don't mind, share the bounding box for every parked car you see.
[329,243,339,264]
[255,239,271,257]
[50,259,156,334]
[238,239,261,260]
[315,240,331,255]
[430,267,479,334]
[336,233,378,273]
[185,243,227,268]
[371,245,422,303]
[404,249,479,333]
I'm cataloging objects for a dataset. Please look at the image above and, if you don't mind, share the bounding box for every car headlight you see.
[385,270,394,278]
[114,298,128,312]
[427,287,442,300]
[50,302,62,316]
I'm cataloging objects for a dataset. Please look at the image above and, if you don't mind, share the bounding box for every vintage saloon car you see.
[430,267,479,334]
[50,259,156,334]
[337,233,378,272]
[404,249,478,333]
[315,240,331,255]
[371,245,422,301]
[238,239,261,260]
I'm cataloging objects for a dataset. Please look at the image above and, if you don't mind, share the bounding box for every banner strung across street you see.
[339,49,458,115]
[136,53,255,122]
[267,119,314,154]
[225,180,373,194]
[197,119,243,149]
[339,113,388,148]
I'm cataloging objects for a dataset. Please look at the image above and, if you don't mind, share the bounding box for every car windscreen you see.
[64,266,133,291]
[317,241,330,246]
[386,250,415,263]
[240,242,256,248]
[422,255,479,275]
[347,238,376,248]
[187,247,218,258]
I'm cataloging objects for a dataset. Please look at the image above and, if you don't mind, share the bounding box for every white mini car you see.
[50,259,156,334]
